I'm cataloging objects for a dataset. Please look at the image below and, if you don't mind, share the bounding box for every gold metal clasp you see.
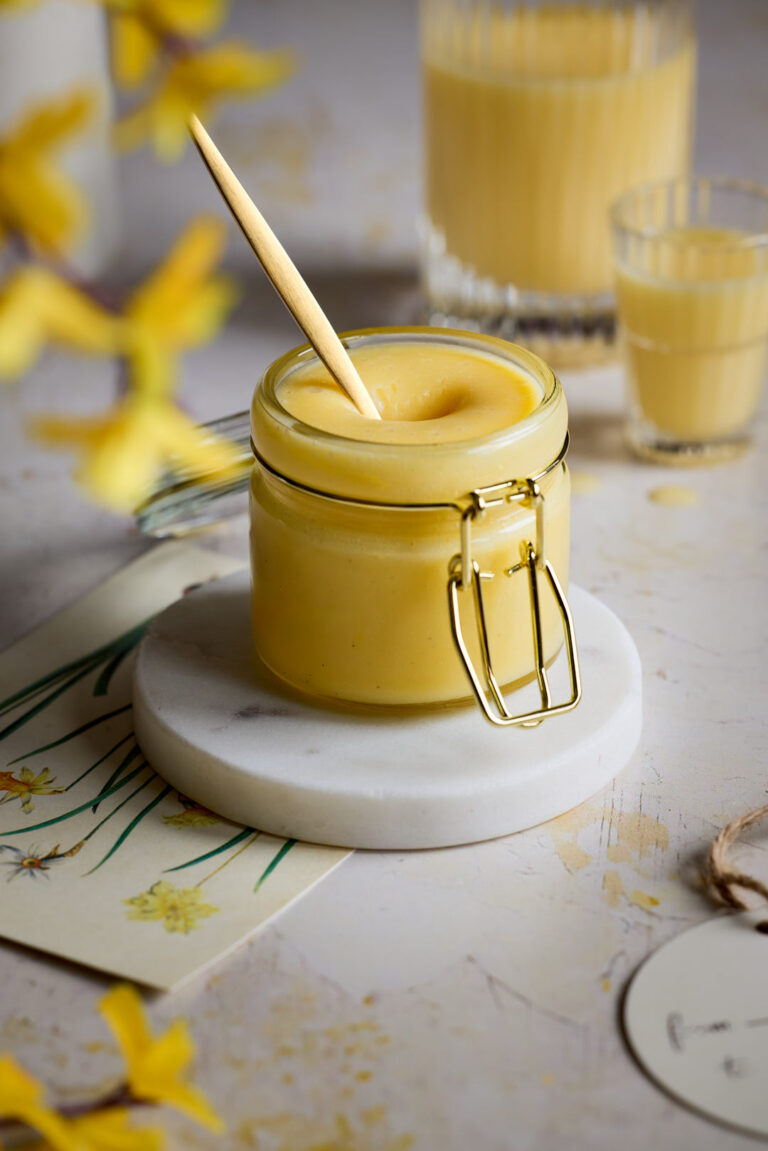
[448,479,581,728]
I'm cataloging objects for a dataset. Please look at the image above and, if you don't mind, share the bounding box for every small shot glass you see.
[611,177,768,464]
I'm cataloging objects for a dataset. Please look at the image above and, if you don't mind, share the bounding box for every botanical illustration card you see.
[0,543,349,989]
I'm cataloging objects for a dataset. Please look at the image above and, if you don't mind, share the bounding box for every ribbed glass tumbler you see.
[420,0,696,366]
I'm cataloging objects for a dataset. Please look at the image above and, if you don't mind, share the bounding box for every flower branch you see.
[0,0,294,512]
[0,984,224,1149]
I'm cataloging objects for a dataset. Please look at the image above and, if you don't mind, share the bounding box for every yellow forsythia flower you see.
[122,215,237,396]
[32,392,241,512]
[0,265,119,379]
[26,216,240,511]
[99,985,225,1133]
[108,0,230,88]
[24,1109,165,1151]
[116,42,294,160]
[0,89,94,255]
[0,1054,80,1151]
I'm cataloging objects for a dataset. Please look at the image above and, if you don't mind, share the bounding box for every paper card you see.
[0,543,349,990]
[624,910,768,1138]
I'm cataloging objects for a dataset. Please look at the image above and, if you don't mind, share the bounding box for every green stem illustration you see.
[64,733,135,791]
[165,827,256,873]
[0,763,150,836]
[85,784,172,874]
[254,839,297,892]
[9,706,132,765]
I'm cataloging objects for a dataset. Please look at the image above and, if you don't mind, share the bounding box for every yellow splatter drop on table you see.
[629,889,660,910]
[570,471,601,496]
[602,870,660,911]
[602,870,624,907]
[546,803,598,871]
[648,484,700,507]
[547,804,669,874]
[611,810,669,859]
[235,1111,414,1150]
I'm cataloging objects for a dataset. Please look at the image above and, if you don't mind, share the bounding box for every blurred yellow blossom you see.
[32,392,240,512]
[0,1054,80,1151]
[116,42,294,160]
[122,215,237,396]
[0,89,94,256]
[0,265,118,379]
[25,215,240,510]
[107,0,230,88]
[0,216,235,387]
[99,985,225,1132]
[24,1109,165,1151]
[0,992,218,1148]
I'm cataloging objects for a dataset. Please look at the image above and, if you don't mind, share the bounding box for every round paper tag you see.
[624,911,768,1138]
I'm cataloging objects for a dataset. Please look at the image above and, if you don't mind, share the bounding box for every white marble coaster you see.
[133,572,642,849]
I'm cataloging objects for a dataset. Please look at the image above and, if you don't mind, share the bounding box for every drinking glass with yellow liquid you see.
[612,178,768,464]
[421,0,696,366]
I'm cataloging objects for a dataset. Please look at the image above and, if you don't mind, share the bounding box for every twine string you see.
[706,802,768,910]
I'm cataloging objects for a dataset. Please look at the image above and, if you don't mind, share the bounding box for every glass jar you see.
[249,328,580,726]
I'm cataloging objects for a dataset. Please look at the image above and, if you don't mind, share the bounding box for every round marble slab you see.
[132,572,642,849]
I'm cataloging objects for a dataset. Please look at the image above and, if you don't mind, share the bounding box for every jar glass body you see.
[249,328,570,708]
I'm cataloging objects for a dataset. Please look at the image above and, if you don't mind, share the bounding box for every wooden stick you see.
[188,115,380,420]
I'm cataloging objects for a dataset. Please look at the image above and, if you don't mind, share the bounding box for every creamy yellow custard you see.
[278,342,540,441]
[250,330,570,707]
[615,227,768,444]
[423,4,695,296]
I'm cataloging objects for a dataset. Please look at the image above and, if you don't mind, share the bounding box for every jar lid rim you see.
[254,326,561,455]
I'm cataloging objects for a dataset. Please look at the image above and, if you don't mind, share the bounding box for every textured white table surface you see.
[1,2,767,1148]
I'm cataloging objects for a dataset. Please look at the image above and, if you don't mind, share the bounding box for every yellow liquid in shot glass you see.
[615,228,768,442]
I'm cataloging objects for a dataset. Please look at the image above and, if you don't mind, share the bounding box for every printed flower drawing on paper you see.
[123,880,218,933]
[162,794,220,828]
[0,841,82,881]
[0,766,65,812]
